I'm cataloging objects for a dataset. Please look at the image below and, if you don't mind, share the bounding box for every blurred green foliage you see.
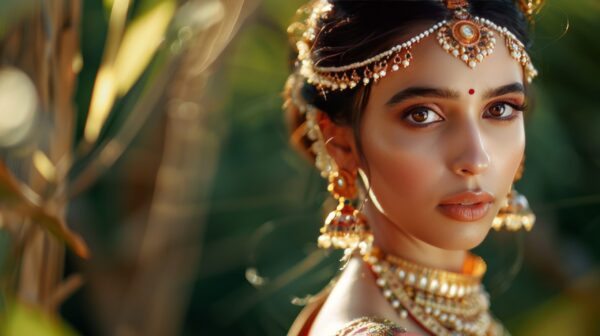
[59,0,600,335]
[2,300,77,336]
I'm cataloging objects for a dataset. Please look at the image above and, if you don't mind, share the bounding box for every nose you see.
[450,122,490,177]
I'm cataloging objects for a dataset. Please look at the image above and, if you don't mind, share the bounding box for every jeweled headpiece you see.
[290,0,539,95]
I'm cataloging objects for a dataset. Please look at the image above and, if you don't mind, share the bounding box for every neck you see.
[363,201,467,273]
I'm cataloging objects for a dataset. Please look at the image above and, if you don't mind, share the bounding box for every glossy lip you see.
[437,190,495,222]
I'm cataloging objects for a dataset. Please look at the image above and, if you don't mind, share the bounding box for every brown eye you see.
[411,109,428,122]
[484,102,522,120]
[488,104,506,117]
[403,107,443,126]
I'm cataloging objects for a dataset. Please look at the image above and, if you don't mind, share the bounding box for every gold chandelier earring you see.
[317,168,373,253]
[287,71,373,253]
[492,159,536,231]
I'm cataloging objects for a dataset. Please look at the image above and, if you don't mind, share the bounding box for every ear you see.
[317,111,360,172]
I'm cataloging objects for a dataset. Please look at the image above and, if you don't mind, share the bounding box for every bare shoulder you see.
[308,257,410,336]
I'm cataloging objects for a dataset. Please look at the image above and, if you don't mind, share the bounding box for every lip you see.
[437,190,495,222]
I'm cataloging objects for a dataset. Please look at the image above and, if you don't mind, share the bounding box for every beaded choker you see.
[292,0,538,94]
[363,248,505,336]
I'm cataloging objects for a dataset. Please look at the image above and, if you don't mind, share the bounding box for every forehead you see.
[368,24,525,102]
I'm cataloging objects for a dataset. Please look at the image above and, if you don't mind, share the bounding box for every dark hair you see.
[284,0,532,162]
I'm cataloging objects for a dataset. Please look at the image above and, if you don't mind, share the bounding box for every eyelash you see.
[487,102,528,120]
[402,101,527,127]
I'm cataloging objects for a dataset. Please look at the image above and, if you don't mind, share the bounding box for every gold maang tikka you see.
[292,0,539,95]
[492,158,536,231]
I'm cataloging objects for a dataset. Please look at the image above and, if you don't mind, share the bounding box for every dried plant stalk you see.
[1,1,256,334]
[0,0,82,312]
[113,1,258,335]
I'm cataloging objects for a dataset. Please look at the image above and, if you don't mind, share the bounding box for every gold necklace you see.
[363,248,506,336]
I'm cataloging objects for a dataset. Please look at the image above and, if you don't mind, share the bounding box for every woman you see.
[284,0,541,335]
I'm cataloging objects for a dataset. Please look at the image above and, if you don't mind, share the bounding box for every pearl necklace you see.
[363,249,506,336]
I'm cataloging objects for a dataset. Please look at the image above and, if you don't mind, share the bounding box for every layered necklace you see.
[363,248,506,336]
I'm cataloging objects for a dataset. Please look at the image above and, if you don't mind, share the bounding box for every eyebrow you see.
[385,87,459,106]
[482,82,525,99]
[385,82,525,107]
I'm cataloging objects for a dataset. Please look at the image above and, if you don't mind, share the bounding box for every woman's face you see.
[349,26,526,250]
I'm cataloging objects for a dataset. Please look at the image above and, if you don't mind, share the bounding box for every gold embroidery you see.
[335,316,407,336]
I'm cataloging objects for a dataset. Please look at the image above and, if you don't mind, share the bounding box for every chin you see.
[421,219,492,251]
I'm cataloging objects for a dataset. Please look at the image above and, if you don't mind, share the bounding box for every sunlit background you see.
[0,0,598,335]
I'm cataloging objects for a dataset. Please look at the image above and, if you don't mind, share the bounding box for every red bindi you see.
[468,88,475,95]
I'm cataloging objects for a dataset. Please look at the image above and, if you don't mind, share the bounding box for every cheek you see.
[485,119,526,186]
[360,117,444,207]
